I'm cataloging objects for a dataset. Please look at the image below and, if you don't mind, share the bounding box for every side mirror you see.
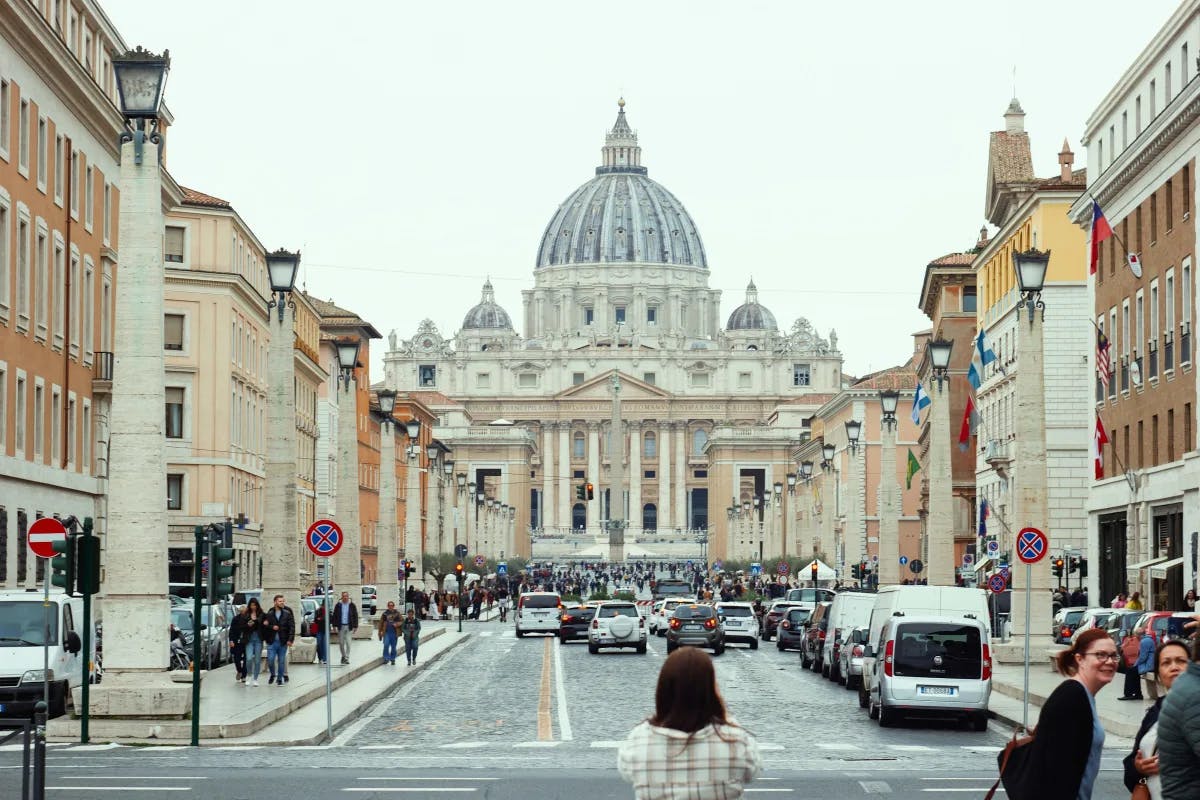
[65,631,82,655]
[862,645,874,658]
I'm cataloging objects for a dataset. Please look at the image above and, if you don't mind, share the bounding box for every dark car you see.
[776,608,812,652]
[761,601,804,641]
[800,601,832,672]
[559,604,596,642]
[666,604,725,655]
[1053,607,1087,643]
[1104,609,1143,649]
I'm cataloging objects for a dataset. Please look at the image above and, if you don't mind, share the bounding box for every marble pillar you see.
[403,444,420,598]
[926,379,955,587]
[558,423,571,532]
[877,420,900,586]
[263,303,300,615]
[629,422,642,532]
[587,423,600,533]
[542,424,555,530]
[674,422,686,531]
[334,378,363,592]
[377,423,399,609]
[658,423,672,530]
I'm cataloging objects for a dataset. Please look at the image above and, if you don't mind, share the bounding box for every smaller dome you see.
[726,279,777,331]
[462,280,513,330]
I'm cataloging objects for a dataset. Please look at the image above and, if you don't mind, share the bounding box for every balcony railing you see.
[1120,358,1129,393]
[1183,322,1192,366]
[1149,340,1159,380]
[1164,331,1175,372]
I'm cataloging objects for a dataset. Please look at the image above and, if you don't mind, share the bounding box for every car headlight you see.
[21,669,53,684]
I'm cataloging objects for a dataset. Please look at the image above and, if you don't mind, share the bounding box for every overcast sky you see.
[104,0,1173,378]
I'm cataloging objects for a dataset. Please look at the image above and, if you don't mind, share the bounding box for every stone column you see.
[404,443,420,594]
[587,423,601,533]
[334,377,362,593]
[674,422,687,531]
[658,423,672,530]
[877,419,901,586]
[629,422,642,533]
[926,378,955,586]
[558,423,571,533]
[541,425,554,530]
[263,302,300,616]
[845,445,862,567]
[90,137,190,716]
[377,422,399,609]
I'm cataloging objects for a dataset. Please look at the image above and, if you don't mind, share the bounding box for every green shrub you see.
[613,590,636,602]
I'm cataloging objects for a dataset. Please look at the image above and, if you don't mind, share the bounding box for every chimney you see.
[1059,138,1074,182]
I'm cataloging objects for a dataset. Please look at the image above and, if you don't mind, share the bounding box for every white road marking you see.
[288,745,332,749]
[513,741,561,748]
[553,636,574,741]
[887,745,936,752]
[858,781,892,794]
[343,790,477,794]
[61,744,124,751]
[439,741,489,749]
[479,631,493,637]
[207,746,263,751]
[815,742,861,751]
[589,740,625,748]
[55,777,209,780]
[960,745,1003,753]
[356,778,499,782]
[920,790,1002,794]
[757,743,785,751]
[45,789,189,793]
[360,745,408,750]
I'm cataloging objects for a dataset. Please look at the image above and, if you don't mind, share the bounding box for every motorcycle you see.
[169,625,192,671]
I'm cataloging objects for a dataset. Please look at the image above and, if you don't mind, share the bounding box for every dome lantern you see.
[726,279,778,331]
[461,279,513,330]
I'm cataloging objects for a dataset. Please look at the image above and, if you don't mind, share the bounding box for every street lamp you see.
[425,443,439,462]
[335,338,360,392]
[1013,247,1051,323]
[112,47,170,164]
[265,248,301,323]
[845,420,862,454]
[405,419,421,458]
[786,473,797,494]
[443,459,454,476]
[801,461,814,482]
[773,481,783,498]
[458,473,467,494]
[377,389,397,428]
[742,499,751,515]
[880,389,900,430]
[821,443,836,472]
[927,338,954,392]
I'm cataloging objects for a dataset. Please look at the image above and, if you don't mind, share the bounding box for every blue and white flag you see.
[967,330,998,391]
[911,382,931,425]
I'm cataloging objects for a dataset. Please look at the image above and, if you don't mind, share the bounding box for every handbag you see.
[1131,781,1151,800]
[986,727,1036,800]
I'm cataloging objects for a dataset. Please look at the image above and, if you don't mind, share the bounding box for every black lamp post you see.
[404,419,421,459]
[266,249,301,323]
[112,47,170,164]
[801,461,814,483]
[335,339,360,392]
[845,420,862,454]
[821,443,836,472]
[377,389,397,430]
[1013,248,1051,323]
[880,389,900,430]
[928,338,954,393]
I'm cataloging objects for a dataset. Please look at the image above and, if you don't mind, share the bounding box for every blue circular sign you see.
[1016,527,1048,565]
[988,574,1008,593]
[899,556,908,565]
[306,519,343,557]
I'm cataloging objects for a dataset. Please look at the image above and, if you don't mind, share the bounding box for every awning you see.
[1128,556,1169,571]
[972,557,993,573]
[1150,556,1185,580]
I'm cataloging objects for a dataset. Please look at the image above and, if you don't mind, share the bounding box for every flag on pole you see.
[911,382,931,425]
[1089,201,1113,275]
[1096,329,1111,389]
[905,449,921,490]
[958,394,980,452]
[979,498,990,538]
[967,329,998,391]
[1094,415,1110,479]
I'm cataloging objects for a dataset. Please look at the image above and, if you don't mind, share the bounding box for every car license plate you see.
[918,685,958,696]
[685,624,702,631]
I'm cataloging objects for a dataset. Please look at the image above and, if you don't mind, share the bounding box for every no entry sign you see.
[306,519,344,557]
[28,517,67,559]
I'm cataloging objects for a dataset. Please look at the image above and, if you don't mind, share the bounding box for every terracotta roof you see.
[180,186,232,209]
[405,390,461,408]
[852,362,918,391]
[988,131,1035,185]
[928,252,975,267]
[1037,167,1088,189]
[302,291,382,338]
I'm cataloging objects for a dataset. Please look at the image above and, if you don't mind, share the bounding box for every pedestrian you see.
[1120,626,1145,701]
[263,594,295,686]
[313,595,328,665]
[1139,625,1161,702]
[378,601,402,665]
[618,647,761,799]
[1158,636,1200,795]
[242,598,265,687]
[1113,592,1129,609]
[1128,591,1145,611]
[997,628,1115,799]
[1185,589,1197,612]
[401,608,421,666]
[334,590,359,665]
[228,604,247,683]
[1125,639,1190,800]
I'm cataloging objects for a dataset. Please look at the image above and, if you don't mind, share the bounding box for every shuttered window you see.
[164,226,185,263]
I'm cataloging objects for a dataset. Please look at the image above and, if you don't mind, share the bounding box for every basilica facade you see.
[383,101,844,562]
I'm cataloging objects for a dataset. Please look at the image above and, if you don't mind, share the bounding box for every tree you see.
[423,552,457,591]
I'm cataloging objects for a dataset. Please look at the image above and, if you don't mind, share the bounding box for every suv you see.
[516,592,563,637]
[588,602,647,654]
[762,601,804,641]
[665,604,725,655]
[652,598,697,637]
[647,600,666,635]
[800,601,832,672]
[714,602,759,649]
[776,607,811,652]
[361,586,378,617]
[559,604,595,643]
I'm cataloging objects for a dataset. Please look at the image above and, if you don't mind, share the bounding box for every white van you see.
[784,587,836,613]
[821,591,877,682]
[515,591,562,637]
[0,589,93,718]
[865,614,992,731]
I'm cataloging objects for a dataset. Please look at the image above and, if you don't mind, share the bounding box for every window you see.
[642,372,656,385]
[694,469,707,478]
[51,388,60,461]
[1166,269,1176,371]
[0,365,5,451]
[1184,44,1190,83]
[69,150,78,218]
[15,375,25,453]
[1186,165,1193,218]
[167,474,183,510]
[1167,180,1174,231]
[690,372,710,388]
[573,431,585,459]
[1166,62,1173,99]
[1152,192,1158,242]
[102,183,111,242]
[1183,260,1193,365]
[0,199,8,315]
[1099,140,1104,171]
[476,372,491,389]
[614,306,626,324]
[52,243,63,346]
[164,313,184,351]
[1136,95,1143,133]
[738,371,752,388]
[793,363,811,387]
[642,503,657,531]
[1136,290,1145,374]
[0,80,8,158]
[18,98,28,172]
[963,286,977,313]
[69,254,79,350]
[644,431,656,458]
[1169,408,1176,462]
[1122,299,1131,392]
[1122,111,1128,148]
[54,134,63,202]
[165,387,183,438]
[1137,206,1143,254]
[36,117,46,188]
[518,372,539,388]
[82,399,90,472]
[572,372,584,385]
[583,306,594,326]
[647,306,657,324]
[418,364,436,387]
[644,470,656,479]
[1151,80,1158,118]
[164,225,185,263]
[35,229,46,337]
[33,383,43,460]
[692,428,708,455]
[1187,403,1194,453]
[84,165,93,228]
[83,261,93,357]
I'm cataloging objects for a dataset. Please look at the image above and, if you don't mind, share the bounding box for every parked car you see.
[1134,611,1197,645]
[714,602,759,649]
[299,597,319,637]
[776,608,812,652]
[1103,608,1144,649]
[170,605,227,671]
[800,601,833,672]
[784,587,836,612]
[361,585,378,616]
[1069,608,1113,645]
[652,598,697,637]
[588,601,647,654]
[559,604,595,643]
[761,601,804,641]
[0,590,92,719]
[665,604,725,655]
[822,591,877,683]
[1053,606,1088,643]
[839,626,870,690]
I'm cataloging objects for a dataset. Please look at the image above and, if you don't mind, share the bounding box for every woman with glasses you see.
[1125,640,1190,800]
[1002,628,1116,799]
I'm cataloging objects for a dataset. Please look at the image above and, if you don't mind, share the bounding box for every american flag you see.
[1097,330,1111,388]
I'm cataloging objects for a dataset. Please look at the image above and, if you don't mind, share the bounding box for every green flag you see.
[905,449,921,490]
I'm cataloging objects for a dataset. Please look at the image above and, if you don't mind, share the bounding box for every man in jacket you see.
[334,591,359,665]
[1158,639,1200,796]
[401,609,421,666]
[263,594,295,685]
[377,601,402,665]
[1136,626,1159,701]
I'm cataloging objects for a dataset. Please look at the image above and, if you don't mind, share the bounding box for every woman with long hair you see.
[1125,640,1190,799]
[618,648,761,799]
[242,598,265,687]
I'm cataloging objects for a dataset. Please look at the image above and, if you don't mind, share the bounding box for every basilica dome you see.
[726,280,778,331]
[535,100,707,270]
[462,280,513,330]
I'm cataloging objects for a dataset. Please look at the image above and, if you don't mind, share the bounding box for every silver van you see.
[515,592,562,637]
[866,614,991,731]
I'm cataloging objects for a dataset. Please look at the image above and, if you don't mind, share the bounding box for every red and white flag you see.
[1093,415,1110,480]
[1096,329,1111,389]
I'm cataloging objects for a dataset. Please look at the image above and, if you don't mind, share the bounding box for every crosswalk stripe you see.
[439,742,489,749]
[589,741,624,748]
[513,741,561,748]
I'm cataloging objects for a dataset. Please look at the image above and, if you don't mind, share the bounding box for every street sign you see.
[986,540,1000,556]
[872,555,878,562]
[988,574,1007,593]
[474,555,486,568]
[497,562,507,576]
[776,561,790,576]
[713,560,723,571]
[899,556,908,566]
[455,543,468,559]
[999,565,1010,579]
[750,562,762,576]
[1016,527,1048,565]
[962,553,975,567]
[909,559,924,574]
[306,519,344,557]
[28,517,67,558]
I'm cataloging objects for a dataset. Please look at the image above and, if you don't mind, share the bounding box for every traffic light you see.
[1068,557,1080,574]
[585,482,595,500]
[78,518,101,595]
[576,484,586,501]
[207,538,236,605]
[404,560,416,578]
[851,563,861,580]
[50,535,78,595]
[1079,557,1088,578]
[1052,558,1065,579]
[454,562,465,582]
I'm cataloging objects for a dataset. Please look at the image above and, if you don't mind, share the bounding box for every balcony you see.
[92,351,114,394]
[1183,322,1192,367]
[1148,339,1159,381]
[984,439,1011,476]
[1164,331,1175,373]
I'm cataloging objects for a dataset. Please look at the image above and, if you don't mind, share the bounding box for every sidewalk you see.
[989,660,1140,745]
[47,621,471,746]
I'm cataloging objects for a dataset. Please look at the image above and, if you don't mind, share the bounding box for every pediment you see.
[555,370,671,400]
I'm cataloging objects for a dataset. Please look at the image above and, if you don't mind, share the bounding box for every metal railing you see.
[95,350,114,382]
[0,702,46,799]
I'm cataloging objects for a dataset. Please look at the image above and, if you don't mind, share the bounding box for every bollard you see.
[32,701,47,800]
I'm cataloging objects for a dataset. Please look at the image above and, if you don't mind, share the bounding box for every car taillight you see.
[639,617,645,628]
[1061,627,1070,638]
[561,615,570,623]
[591,620,599,629]
[884,639,894,677]
[852,645,864,657]
[781,621,790,629]
[833,627,841,643]
[704,618,716,630]
[669,619,681,630]
[982,644,992,681]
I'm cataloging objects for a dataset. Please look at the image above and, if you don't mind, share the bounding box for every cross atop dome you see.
[598,97,646,175]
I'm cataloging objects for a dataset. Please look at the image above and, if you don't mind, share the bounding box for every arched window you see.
[572,503,587,531]
[693,428,708,455]
[573,431,585,459]
[643,503,657,531]
[644,431,657,458]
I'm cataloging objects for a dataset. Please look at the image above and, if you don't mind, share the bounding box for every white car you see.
[714,602,759,649]
[647,600,666,634]
[652,598,697,637]
[588,601,648,654]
